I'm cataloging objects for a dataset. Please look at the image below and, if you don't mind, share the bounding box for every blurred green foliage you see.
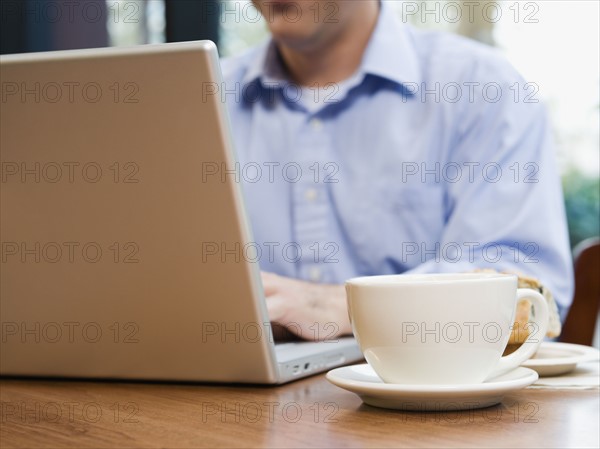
[563,170,600,248]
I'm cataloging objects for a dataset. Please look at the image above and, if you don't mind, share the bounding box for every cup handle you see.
[485,288,549,381]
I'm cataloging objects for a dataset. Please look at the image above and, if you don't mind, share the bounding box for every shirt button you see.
[308,267,322,282]
[305,188,318,202]
[310,118,323,130]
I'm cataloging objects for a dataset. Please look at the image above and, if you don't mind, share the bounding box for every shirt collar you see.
[360,2,422,87]
[241,39,285,87]
[241,1,422,89]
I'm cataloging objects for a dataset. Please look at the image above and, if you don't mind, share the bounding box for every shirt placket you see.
[290,114,332,283]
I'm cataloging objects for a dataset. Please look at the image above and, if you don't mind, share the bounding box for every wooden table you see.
[1,374,598,448]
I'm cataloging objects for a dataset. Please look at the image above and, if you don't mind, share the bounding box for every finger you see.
[266,295,289,324]
[260,271,280,296]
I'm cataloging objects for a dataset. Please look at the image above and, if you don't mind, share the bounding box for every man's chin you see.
[270,28,322,53]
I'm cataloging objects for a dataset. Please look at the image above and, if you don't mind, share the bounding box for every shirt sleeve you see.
[404,61,574,314]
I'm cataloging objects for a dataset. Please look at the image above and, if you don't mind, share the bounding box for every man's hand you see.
[261,272,352,341]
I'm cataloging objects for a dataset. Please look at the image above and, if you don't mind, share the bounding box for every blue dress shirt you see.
[220,4,574,311]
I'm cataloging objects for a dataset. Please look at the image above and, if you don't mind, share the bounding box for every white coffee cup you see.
[346,273,548,385]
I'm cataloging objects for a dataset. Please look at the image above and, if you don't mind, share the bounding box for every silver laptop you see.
[0,41,362,384]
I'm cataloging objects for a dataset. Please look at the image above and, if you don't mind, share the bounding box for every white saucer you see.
[326,364,538,411]
[521,342,600,377]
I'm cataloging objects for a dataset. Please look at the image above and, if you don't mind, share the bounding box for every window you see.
[106,0,166,46]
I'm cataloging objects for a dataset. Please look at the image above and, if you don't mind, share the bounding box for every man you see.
[221,0,573,340]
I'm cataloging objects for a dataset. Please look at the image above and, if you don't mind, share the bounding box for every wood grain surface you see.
[1,375,598,448]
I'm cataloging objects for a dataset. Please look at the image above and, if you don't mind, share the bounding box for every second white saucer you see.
[521,342,600,377]
[326,364,538,411]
